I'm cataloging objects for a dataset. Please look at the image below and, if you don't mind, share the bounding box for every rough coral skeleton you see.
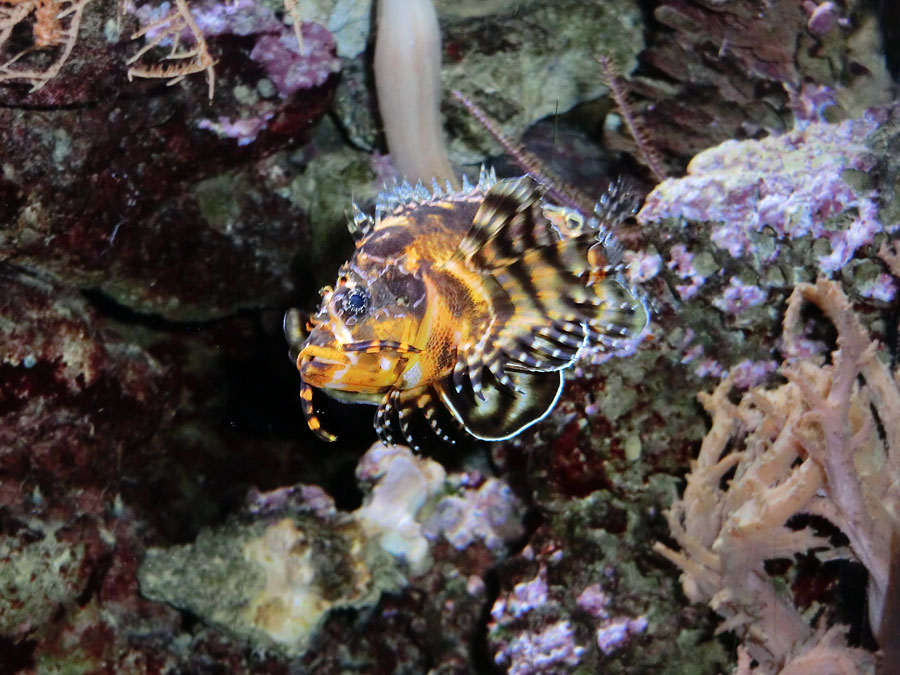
[0,0,304,97]
[654,278,899,673]
[125,0,216,100]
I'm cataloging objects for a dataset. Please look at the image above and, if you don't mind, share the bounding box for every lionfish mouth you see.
[298,340,422,368]
[298,344,348,368]
[296,340,423,443]
[297,339,423,391]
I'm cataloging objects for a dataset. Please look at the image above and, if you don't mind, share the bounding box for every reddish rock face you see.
[0,0,338,321]
[0,269,166,501]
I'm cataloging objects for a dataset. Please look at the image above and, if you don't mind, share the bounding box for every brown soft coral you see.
[655,278,899,673]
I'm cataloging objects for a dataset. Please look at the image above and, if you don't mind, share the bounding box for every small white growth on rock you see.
[354,442,446,573]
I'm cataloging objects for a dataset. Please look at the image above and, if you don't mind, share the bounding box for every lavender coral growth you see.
[637,109,894,275]
[655,279,898,673]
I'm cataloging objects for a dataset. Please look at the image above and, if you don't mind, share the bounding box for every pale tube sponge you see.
[374,0,456,186]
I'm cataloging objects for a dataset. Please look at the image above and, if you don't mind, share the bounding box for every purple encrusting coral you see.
[129,0,280,38]
[130,0,341,138]
[711,277,767,314]
[575,583,649,655]
[666,243,705,299]
[131,0,344,99]
[250,23,342,98]
[490,566,587,673]
[494,620,585,675]
[423,473,524,553]
[130,0,342,92]
[197,114,274,145]
[491,567,550,621]
[487,562,648,671]
[594,616,648,655]
[622,249,662,284]
[727,358,779,390]
[639,108,896,276]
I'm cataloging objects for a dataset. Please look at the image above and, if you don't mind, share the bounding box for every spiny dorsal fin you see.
[348,202,374,241]
[593,176,641,229]
[453,176,558,270]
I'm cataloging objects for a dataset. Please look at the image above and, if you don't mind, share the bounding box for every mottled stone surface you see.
[0,0,896,672]
[622,0,896,172]
[0,0,338,320]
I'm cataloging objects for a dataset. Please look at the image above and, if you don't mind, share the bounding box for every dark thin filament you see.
[451,90,596,215]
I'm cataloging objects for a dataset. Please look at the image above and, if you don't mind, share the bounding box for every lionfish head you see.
[286,263,429,397]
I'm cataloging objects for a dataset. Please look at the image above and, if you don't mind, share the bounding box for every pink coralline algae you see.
[667,243,705,300]
[595,616,648,655]
[197,114,274,145]
[859,272,897,302]
[638,110,895,272]
[623,249,662,284]
[130,0,281,43]
[575,584,609,618]
[490,567,586,674]
[803,1,841,38]
[711,277,767,314]
[491,567,550,621]
[494,620,585,675]
[250,23,343,98]
[575,583,649,655]
[422,473,525,553]
[727,358,779,390]
[130,0,342,96]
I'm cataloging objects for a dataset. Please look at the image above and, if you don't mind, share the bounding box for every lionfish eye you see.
[342,287,369,316]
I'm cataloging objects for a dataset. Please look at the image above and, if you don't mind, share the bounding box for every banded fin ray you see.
[374,384,463,449]
[449,176,578,395]
[447,176,647,393]
[348,203,374,241]
[452,175,559,270]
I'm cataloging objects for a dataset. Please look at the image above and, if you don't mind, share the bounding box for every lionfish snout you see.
[298,326,414,395]
[297,342,350,386]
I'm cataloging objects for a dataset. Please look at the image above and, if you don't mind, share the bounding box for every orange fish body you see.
[285,170,648,446]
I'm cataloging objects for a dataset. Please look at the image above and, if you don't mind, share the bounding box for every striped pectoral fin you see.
[418,388,458,445]
[486,242,593,372]
[452,275,517,398]
[435,368,564,441]
[374,388,400,446]
[581,279,650,352]
[507,331,582,371]
[494,236,647,365]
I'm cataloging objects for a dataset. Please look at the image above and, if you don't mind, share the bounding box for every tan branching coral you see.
[0,0,91,90]
[126,0,216,100]
[655,278,899,674]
